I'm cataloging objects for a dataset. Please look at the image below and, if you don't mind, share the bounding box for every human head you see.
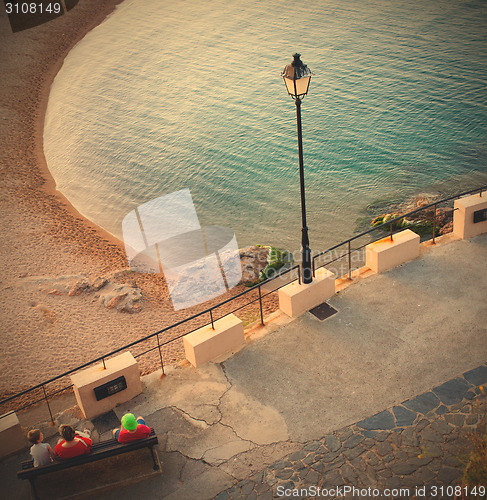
[27,429,42,444]
[59,424,76,442]
[121,413,137,431]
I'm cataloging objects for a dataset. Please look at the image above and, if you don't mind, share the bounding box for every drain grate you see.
[309,302,338,321]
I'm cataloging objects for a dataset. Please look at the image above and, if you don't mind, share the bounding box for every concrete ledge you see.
[453,192,487,239]
[278,267,335,318]
[0,412,25,459]
[183,314,244,368]
[365,229,420,273]
[71,352,142,419]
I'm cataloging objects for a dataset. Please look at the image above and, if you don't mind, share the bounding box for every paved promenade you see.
[2,233,486,499]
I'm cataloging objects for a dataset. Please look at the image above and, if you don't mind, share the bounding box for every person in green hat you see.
[113,413,151,443]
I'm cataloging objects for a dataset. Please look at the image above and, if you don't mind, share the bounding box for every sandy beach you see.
[0,0,277,402]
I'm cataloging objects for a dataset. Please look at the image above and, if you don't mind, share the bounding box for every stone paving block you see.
[415,418,430,432]
[421,443,442,457]
[275,468,293,480]
[375,440,393,457]
[357,410,395,430]
[337,428,354,441]
[321,451,340,463]
[303,468,321,484]
[237,479,255,496]
[377,467,392,478]
[437,466,462,484]
[364,450,379,466]
[343,433,364,448]
[463,365,487,386]
[323,469,344,487]
[392,405,418,427]
[401,427,420,447]
[343,444,365,461]
[327,456,346,471]
[324,435,341,452]
[431,418,453,435]
[420,425,444,443]
[340,463,358,483]
[444,413,465,427]
[302,452,318,465]
[413,466,436,483]
[435,404,449,415]
[303,440,321,452]
[360,430,378,439]
[288,450,306,461]
[388,431,402,447]
[311,461,325,473]
[433,377,471,405]
[403,391,440,414]
[215,492,230,500]
[374,431,390,442]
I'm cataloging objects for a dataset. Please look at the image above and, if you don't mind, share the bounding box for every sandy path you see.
[0,1,277,401]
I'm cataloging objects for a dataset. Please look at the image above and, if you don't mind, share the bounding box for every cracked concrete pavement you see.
[4,233,486,500]
[113,234,486,498]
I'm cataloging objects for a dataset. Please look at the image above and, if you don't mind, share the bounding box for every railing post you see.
[258,285,264,326]
[312,256,315,278]
[298,266,301,285]
[348,241,352,280]
[209,309,215,330]
[390,223,393,241]
[42,385,55,425]
[156,333,165,376]
[102,358,106,370]
[432,204,437,244]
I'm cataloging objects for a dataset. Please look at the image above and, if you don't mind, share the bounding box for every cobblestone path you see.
[217,364,487,499]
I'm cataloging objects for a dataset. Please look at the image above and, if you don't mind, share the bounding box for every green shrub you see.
[462,424,487,494]
[259,247,293,282]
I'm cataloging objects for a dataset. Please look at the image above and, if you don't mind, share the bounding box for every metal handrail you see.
[1,185,485,420]
[0,263,299,417]
[312,185,485,275]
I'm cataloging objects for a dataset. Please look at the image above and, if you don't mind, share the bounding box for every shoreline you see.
[28,0,126,251]
[0,0,278,398]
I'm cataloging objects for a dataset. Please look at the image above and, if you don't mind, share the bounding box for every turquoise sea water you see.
[44,0,487,254]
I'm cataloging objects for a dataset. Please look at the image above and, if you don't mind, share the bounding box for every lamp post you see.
[282,53,313,284]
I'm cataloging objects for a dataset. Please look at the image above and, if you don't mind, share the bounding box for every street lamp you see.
[281,53,313,284]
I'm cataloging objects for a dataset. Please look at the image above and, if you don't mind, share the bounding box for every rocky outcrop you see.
[239,246,271,285]
[22,273,143,313]
[238,246,293,286]
[371,193,454,236]
[98,283,142,313]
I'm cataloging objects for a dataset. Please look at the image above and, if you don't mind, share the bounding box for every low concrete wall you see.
[365,229,420,273]
[453,192,487,239]
[71,352,142,419]
[0,412,25,459]
[184,314,245,368]
[278,267,335,318]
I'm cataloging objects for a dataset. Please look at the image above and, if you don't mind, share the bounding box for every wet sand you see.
[0,0,276,401]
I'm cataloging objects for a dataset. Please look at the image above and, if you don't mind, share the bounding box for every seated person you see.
[27,429,55,467]
[113,413,150,443]
[54,424,92,460]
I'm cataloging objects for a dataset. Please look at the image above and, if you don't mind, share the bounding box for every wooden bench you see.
[18,428,159,500]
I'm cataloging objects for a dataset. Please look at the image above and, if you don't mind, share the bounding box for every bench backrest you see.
[18,429,157,479]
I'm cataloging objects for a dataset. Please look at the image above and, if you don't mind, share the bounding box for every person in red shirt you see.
[113,413,151,443]
[54,425,92,460]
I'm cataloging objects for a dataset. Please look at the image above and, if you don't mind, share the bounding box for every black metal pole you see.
[295,97,312,283]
